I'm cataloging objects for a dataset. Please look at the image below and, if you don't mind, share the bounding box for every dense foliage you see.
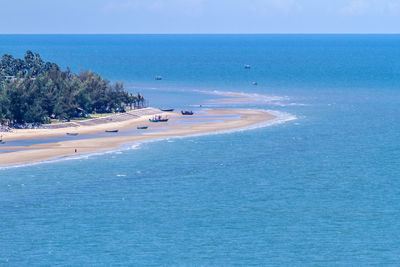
[0,51,145,125]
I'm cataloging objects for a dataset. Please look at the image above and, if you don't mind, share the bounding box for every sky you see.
[1,0,400,34]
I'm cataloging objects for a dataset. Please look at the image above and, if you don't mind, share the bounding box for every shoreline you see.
[0,108,164,141]
[0,109,277,167]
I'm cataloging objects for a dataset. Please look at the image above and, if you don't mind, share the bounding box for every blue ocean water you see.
[1,35,400,265]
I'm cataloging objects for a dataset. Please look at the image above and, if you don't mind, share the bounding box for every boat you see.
[0,135,4,144]
[149,115,168,122]
[137,126,148,129]
[181,110,194,115]
[66,133,79,136]
[161,109,174,112]
[244,64,251,69]
[105,130,119,133]
[155,76,163,80]
[252,81,258,85]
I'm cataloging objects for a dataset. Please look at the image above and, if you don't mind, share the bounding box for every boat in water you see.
[105,130,119,133]
[252,81,258,85]
[137,126,148,129]
[0,136,4,144]
[244,64,251,69]
[155,76,163,80]
[66,133,79,136]
[181,110,194,115]
[161,109,174,112]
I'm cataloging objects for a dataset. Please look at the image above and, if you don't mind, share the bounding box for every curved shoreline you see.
[0,109,277,167]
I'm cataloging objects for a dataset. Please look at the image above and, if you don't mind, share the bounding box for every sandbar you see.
[0,109,276,167]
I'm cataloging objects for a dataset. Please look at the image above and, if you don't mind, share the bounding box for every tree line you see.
[0,51,145,125]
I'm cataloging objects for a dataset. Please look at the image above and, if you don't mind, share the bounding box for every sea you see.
[1,35,400,265]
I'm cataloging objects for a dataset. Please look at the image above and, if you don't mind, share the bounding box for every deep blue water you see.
[1,35,400,265]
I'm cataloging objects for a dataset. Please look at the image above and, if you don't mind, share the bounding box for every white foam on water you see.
[193,89,309,107]
[195,89,288,102]
[126,86,307,107]
[0,110,296,170]
[273,102,309,107]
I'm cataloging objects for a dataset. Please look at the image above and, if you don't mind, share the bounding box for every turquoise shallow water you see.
[1,35,400,265]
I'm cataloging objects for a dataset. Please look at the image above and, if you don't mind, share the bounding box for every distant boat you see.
[0,135,4,144]
[181,110,194,115]
[252,82,258,85]
[155,76,163,80]
[105,130,119,133]
[244,64,251,69]
[137,126,148,129]
[161,109,174,112]
[66,133,79,136]
[149,115,168,122]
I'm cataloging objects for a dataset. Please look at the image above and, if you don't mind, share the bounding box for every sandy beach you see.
[0,108,276,167]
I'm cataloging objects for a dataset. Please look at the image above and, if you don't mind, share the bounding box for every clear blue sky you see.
[2,0,400,33]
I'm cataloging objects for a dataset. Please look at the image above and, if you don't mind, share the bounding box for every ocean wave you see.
[271,102,309,107]
[127,86,305,107]
[192,89,307,107]
[0,110,296,170]
[195,89,288,101]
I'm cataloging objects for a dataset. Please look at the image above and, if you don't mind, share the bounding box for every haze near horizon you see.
[1,0,400,34]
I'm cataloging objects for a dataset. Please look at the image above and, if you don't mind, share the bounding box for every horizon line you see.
[0,33,399,35]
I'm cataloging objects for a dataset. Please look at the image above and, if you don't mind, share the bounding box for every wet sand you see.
[0,109,276,167]
[213,92,251,102]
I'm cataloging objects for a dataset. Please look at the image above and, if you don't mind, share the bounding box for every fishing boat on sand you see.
[137,126,148,129]
[66,133,79,136]
[105,130,119,133]
[181,110,194,115]
[149,115,168,122]
[161,108,174,112]
[0,135,4,144]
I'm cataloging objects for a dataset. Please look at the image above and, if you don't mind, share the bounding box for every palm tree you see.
[128,93,135,110]
[136,93,145,108]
